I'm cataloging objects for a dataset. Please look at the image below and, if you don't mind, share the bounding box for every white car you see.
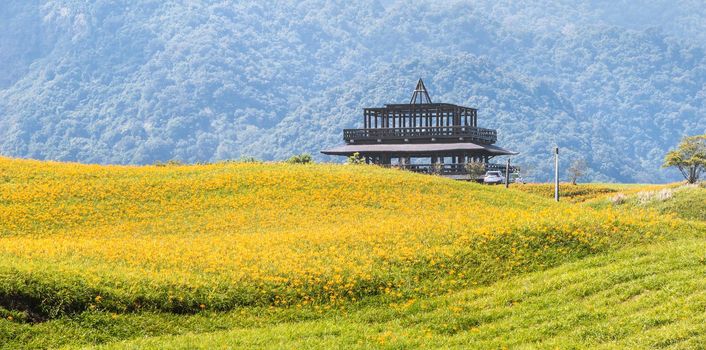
[483,171,505,185]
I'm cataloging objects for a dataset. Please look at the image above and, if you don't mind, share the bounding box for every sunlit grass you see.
[0,157,702,349]
[58,236,704,350]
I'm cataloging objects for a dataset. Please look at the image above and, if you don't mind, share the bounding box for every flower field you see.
[0,157,683,322]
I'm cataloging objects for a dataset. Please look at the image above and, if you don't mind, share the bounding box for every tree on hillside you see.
[567,157,588,185]
[464,161,486,180]
[663,134,706,184]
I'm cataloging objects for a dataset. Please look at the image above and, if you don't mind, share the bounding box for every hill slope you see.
[92,237,706,349]
[0,157,670,316]
[0,157,703,349]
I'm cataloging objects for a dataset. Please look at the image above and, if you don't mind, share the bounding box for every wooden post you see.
[554,147,560,202]
[505,158,510,188]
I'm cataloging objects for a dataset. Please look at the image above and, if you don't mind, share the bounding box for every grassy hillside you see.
[94,237,706,349]
[593,184,706,222]
[0,157,703,349]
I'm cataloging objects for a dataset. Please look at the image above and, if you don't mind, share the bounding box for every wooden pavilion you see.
[322,79,517,180]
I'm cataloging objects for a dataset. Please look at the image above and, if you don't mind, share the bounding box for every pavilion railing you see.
[381,162,518,177]
[343,126,497,144]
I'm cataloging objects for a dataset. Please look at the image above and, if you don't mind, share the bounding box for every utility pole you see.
[505,158,511,188]
[554,147,559,202]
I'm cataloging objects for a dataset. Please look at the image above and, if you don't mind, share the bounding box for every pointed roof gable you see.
[409,78,432,104]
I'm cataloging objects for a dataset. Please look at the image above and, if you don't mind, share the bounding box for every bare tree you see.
[567,158,588,185]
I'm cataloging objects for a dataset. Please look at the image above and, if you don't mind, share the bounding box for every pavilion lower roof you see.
[321,142,518,156]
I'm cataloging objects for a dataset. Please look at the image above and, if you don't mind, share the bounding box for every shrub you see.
[610,193,628,205]
[347,152,365,165]
[637,188,674,204]
[286,153,313,164]
[431,162,443,175]
[237,156,260,163]
[464,161,486,179]
[154,160,184,167]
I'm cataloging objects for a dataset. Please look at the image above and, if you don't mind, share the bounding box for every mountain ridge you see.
[1,0,705,182]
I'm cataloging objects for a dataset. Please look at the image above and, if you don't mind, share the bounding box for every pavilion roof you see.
[321,142,518,156]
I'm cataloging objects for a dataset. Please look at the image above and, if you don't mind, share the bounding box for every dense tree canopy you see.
[663,134,706,184]
[1,0,705,182]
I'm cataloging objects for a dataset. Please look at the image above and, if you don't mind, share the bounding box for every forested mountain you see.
[1,0,705,182]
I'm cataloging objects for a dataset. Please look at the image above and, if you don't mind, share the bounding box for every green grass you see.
[640,185,706,221]
[589,183,706,222]
[4,236,704,349]
[108,235,705,349]
[1,233,703,350]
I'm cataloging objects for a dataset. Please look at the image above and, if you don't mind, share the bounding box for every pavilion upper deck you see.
[345,80,499,145]
[361,103,479,129]
[343,125,497,144]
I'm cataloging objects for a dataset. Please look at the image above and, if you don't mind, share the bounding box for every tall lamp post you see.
[554,147,559,202]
